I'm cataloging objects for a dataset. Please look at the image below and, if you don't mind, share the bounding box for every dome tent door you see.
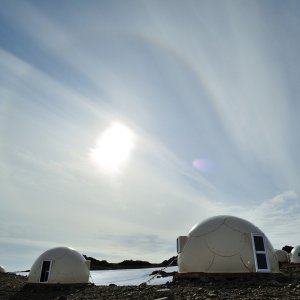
[40,260,52,282]
[251,233,270,272]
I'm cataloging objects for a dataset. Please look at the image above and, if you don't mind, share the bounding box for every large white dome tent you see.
[28,247,90,284]
[177,215,279,273]
[290,245,300,263]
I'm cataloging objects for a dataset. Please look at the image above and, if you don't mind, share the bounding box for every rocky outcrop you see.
[118,259,153,268]
[160,256,177,267]
[83,256,112,270]
[282,245,294,253]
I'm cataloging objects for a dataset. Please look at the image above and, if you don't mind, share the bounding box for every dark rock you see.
[269,280,282,287]
[207,292,218,298]
[156,288,174,299]
[150,270,176,277]
[56,296,68,300]
[118,259,152,267]
[282,245,294,253]
[160,256,177,267]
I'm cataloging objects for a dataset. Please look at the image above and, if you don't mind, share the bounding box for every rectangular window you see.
[40,260,52,283]
[251,234,270,272]
[256,253,268,269]
[253,236,265,251]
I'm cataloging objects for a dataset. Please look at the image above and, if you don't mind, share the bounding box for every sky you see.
[1,0,300,271]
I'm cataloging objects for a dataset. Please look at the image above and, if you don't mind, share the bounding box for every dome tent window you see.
[40,260,52,283]
[251,234,270,272]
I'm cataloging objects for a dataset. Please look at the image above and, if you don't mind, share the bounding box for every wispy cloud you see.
[1,1,300,271]
[242,191,300,248]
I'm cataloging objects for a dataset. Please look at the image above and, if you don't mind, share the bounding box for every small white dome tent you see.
[290,245,300,263]
[177,215,279,273]
[0,266,5,273]
[275,249,289,263]
[28,247,90,284]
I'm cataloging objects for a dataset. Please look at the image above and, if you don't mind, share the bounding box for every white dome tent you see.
[177,215,279,273]
[290,245,300,263]
[28,247,90,284]
[0,266,5,273]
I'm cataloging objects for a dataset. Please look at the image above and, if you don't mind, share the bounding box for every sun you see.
[90,122,135,173]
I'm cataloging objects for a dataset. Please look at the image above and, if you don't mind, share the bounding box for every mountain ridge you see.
[83,255,177,270]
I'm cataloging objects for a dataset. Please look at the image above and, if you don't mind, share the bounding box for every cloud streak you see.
[1,1,300,271]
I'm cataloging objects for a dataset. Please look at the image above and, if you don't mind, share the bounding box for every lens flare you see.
[192,158,214,173]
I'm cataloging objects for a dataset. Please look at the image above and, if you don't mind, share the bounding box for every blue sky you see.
[1,0,300,271]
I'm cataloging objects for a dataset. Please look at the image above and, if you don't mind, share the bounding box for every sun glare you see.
[90,122,135,173]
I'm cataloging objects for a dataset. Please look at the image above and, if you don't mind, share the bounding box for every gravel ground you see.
[1,272,300,299]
